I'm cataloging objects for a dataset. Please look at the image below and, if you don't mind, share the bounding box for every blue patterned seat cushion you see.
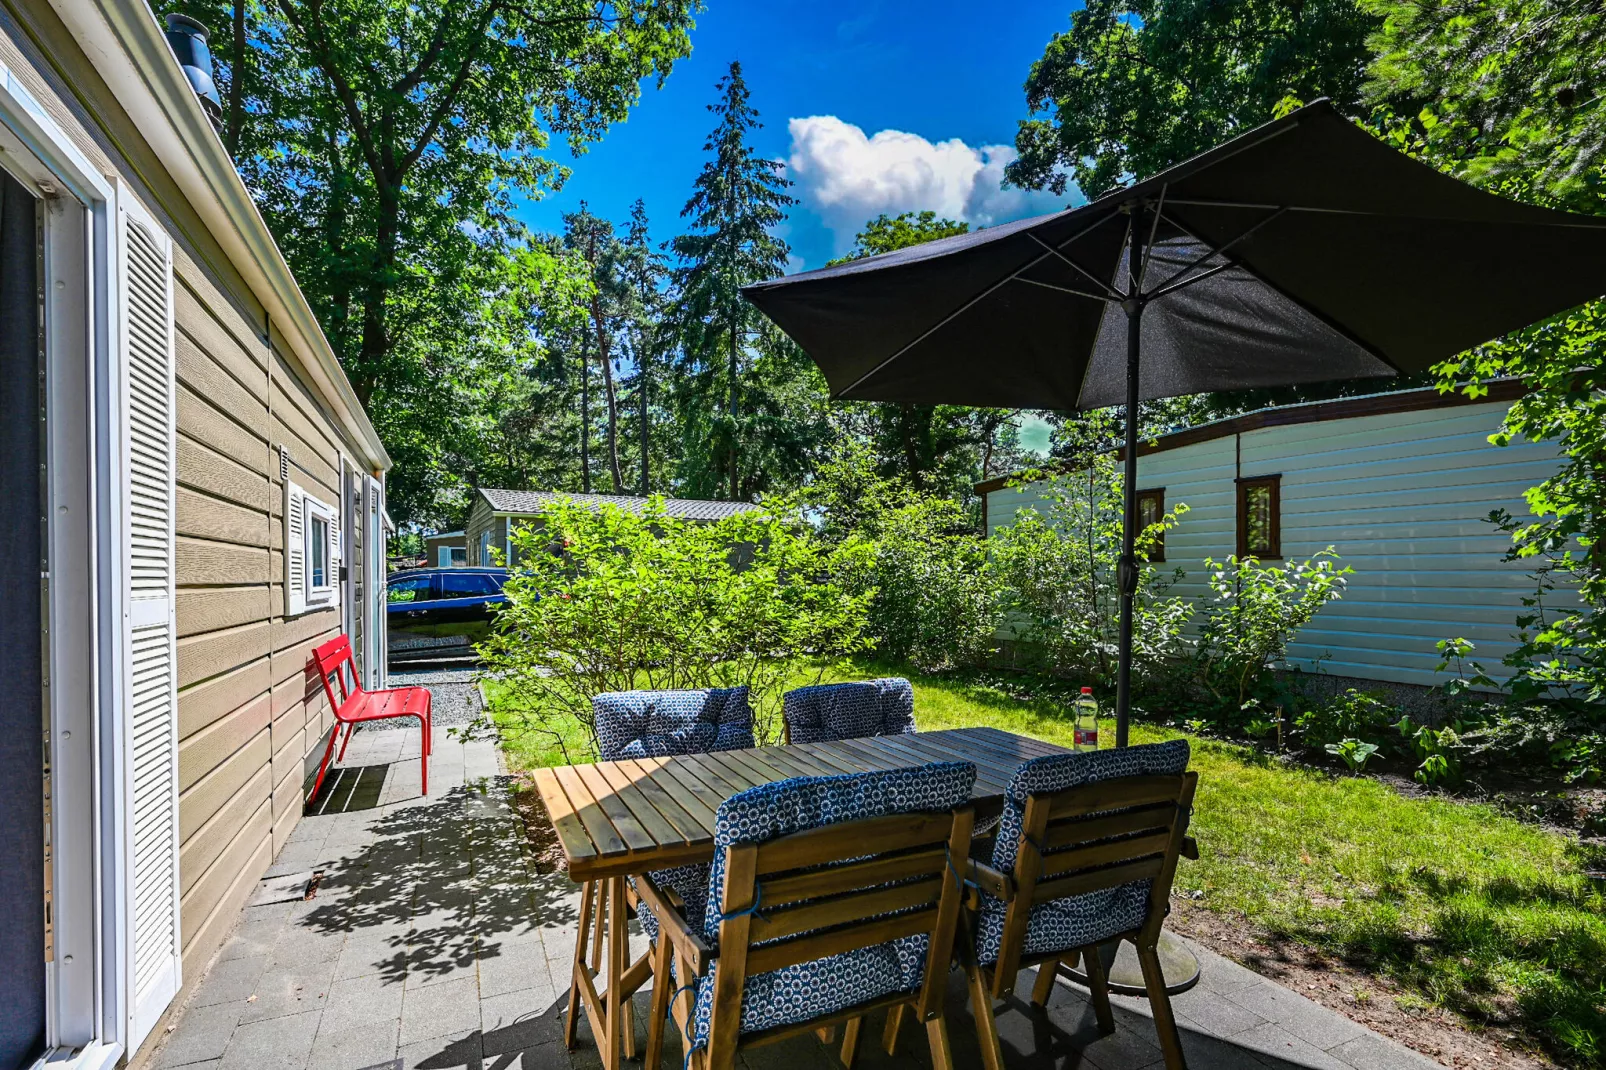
[593,688,752,945]
[975,740,1190,965]
[593,686,754,761]
[783,678,915,744]
[686,762,975,1052]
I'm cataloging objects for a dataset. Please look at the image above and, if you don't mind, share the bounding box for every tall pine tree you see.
[669,61,795,500]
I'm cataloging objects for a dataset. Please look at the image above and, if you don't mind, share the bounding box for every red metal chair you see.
[309,635,432,803]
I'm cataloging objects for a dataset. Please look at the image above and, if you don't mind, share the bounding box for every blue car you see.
[386,566,508,663]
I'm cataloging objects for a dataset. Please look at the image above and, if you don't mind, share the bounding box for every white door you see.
[364,476,386,688]
[117,194,181,1052]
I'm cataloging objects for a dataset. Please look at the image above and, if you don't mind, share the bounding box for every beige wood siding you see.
[0,8,384,1041]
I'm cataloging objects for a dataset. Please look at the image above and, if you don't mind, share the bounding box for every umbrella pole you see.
[1114,251,1145,748]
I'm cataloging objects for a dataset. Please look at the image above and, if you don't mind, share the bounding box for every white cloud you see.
[785,115,1071,255]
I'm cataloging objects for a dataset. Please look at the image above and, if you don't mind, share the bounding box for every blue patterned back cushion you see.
[975,739,1190,964]
[687,761,975,1050]
[783,678,915,744]
[592,686,754,761]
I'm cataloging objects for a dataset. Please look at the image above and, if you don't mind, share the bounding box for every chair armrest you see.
[633,873,713,975]
[1180,836,1199,861]
[966,859,1014,900]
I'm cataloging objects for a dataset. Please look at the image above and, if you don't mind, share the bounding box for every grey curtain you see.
[0,165,45,1070]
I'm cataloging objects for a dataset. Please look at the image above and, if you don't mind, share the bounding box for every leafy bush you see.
[803,442,999,671]
[1193,550,1352,714]
[991,455,1192,695]
[1326,738,1379,775]
[477,497,872,757]
[1295,689,1400,755]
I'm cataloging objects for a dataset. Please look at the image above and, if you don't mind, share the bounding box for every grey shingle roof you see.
[477,489,763,521]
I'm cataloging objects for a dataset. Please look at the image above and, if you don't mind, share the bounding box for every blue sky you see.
[518,1,1082,271]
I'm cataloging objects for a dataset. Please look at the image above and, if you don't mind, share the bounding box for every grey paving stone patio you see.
[148,673,1442,1070]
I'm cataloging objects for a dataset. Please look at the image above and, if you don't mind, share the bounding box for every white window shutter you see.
[118,198,181,1050]
[328,514,342,610]
[285,480,307,617]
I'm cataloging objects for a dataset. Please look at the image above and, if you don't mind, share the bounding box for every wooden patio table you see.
[533,726,1072,1070]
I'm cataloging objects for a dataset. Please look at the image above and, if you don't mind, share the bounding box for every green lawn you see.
[485,661,1606,1067]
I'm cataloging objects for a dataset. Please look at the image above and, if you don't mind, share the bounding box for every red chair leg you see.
[417,713,429,795]
[306,720,342,808]
[337,722,357,761]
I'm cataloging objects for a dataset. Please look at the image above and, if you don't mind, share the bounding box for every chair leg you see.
[962,945,1004,1070]
[305,718,342,808]
[881,1004,904,1055]
[840,1016,862,1068]
[416,714,428,795]
[566,880,595,1049]
[1031,955,1062,1007]
[337,722,356,761]
[924,1013,955,1070]
[1079,944,1115,1036]
[645,936,671,1070]
[1138,942,1188,1070]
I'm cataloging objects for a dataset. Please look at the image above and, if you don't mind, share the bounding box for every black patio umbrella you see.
[744,99,1606,745]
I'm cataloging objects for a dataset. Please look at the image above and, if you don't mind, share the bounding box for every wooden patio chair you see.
[566,687,754,1060]
[637,761,979,1070]
[964,739,1197,1070]
[309,635,431,802]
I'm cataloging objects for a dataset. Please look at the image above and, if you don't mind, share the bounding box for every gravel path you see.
[375,665,484,728]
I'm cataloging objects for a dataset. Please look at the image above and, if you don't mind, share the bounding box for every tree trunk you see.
[593,302,623,494]
[638,345,650,495]
[579,319,591,494]
[900,404,924,490]
[227,0,247,156]
[727,318,739,500]
[353,179,400,408]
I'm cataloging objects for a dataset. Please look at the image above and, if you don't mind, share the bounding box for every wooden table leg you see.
[605,876,627,1070]
[566,880,595,1049]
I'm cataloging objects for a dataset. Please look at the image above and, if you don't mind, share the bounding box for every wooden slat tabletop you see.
[535,726,1070,881]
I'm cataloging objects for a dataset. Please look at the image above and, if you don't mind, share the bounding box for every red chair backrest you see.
[313,635,364,718]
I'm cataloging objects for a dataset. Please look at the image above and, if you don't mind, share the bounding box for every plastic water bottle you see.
[1074,687,1099,752]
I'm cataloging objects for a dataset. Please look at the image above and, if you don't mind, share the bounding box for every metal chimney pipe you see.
[163,14,223,131]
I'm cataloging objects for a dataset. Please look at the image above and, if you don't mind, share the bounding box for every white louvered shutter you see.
[285,480,307,616]
[119,198,181,1050]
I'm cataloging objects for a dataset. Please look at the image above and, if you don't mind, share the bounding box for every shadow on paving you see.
[403,964,1342,1070]
[295,778,580,989]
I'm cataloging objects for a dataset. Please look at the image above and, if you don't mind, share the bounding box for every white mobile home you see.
[978,382,1561,689]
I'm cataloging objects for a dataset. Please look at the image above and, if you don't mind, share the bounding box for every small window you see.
[1136,488,1166,562]
[1237,475,1281,559]
[309,514,329,588]
[449,547,466,566]
[388,575,432,603]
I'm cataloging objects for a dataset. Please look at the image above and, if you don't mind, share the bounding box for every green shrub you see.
[1295,689,1400,755]
[1193,550,1352,718]
[476,497,872,757]
[990,455,1192,695]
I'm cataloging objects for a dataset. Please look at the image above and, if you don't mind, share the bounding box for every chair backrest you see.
[312,634,363,717]
[592,686,754,761]
[696,762,976,1056]
[990,740,1194,982]
[782,678,915,744]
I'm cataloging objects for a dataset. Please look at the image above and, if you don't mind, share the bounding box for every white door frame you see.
[0,59,126,1070]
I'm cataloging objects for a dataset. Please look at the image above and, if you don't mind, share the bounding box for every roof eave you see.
[53,0,390,472]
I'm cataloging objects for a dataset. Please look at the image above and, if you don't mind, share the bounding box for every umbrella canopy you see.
[743,100,1606,410]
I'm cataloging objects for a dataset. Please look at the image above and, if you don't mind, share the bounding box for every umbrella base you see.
[1062,931,1201,996]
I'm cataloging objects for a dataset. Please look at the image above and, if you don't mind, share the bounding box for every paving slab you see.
[152,668,1454,1070]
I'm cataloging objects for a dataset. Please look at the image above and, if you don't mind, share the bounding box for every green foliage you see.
[667,61,805,501]
[1296,689,1400,754]
[160,0,697,527]
[1194,551,1353,711]
[990,456,1192,693]
[477,497,871,757]
[1325,737,1380,774]
[1007,0,1381,198]
[828,211,971,264]
[1397,714,1463,787]
[802,441,999,672]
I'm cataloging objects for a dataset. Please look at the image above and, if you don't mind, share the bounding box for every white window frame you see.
[285,477,341,616]
[0,57,129,1070]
